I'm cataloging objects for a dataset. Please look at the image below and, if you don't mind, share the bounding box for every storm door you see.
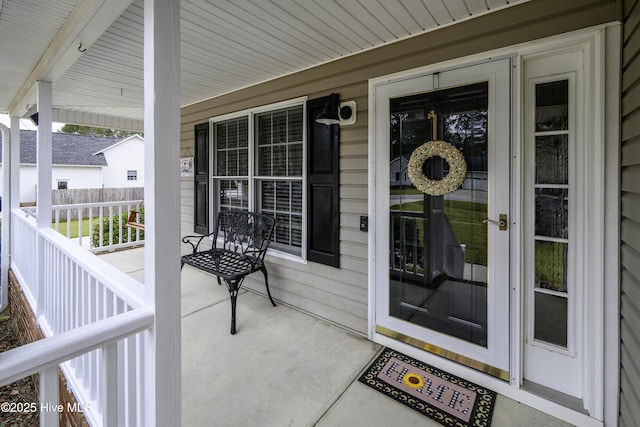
[373,59,511,378]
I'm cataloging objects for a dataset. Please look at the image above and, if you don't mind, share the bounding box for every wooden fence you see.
[51,187,144,220]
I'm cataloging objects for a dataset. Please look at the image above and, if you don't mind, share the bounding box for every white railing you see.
[8,208,151,426]
[46,200,144,252]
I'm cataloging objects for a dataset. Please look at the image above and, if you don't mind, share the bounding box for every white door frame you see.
[371,58,512,379]
[367,25,620,427]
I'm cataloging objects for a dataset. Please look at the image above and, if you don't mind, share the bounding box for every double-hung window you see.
[211,103,304,257]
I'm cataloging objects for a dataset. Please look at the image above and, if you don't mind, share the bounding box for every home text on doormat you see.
[358,348,496,427]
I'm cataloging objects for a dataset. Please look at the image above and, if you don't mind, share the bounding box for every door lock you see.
[483,214,508,231]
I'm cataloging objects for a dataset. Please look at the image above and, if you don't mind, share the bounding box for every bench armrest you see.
[181,232,215,253]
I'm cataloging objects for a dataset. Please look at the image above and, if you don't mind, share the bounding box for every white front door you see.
[372,59,512,379]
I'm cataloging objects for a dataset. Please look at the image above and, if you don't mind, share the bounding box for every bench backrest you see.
[213,211,275,263]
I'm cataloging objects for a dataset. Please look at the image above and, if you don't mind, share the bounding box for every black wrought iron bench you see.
[180,211,276,334]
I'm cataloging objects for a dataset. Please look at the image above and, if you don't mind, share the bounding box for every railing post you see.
[101,342,118,426]
[39,366,59,427]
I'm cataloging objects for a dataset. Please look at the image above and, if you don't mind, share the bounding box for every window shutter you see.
[194,122,209,234]
[306,95,340,267]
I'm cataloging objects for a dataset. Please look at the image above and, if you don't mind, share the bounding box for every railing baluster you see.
[78,208,83,247]
[54,209,60,233]
[99,205,104,249]
[67,208,72,237]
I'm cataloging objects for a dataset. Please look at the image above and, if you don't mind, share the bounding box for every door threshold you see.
[521,380,587,415]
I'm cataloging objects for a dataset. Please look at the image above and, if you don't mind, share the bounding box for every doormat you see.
[358,348,497,427]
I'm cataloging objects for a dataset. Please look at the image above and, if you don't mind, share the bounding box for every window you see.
[57,180,68,190]
[127,170,137,181]
[532,79,570,348]
[212,103,304,256]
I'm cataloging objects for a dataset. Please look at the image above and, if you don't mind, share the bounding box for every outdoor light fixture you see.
[315,103,340,125]
[25,104,38,126]
[315,97,356,126]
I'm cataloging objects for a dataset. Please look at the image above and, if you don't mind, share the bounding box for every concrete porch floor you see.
[99,247,573,427]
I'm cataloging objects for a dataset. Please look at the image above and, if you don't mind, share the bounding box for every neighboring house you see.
[389,156,410,188]
[0,130,143,203]
[94,134,145,189]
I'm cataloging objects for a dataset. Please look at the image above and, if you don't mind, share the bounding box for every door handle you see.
[483,214,508,231]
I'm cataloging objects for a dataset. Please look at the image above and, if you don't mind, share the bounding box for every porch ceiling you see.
[0,0,529,129]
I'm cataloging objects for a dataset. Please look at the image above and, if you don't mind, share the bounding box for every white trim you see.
[209,96,308,124]
[367,24,619,426]
[602,23,621,427]
[92,134,144,155]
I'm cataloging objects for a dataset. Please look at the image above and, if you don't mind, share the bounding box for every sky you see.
[0,113,64,132]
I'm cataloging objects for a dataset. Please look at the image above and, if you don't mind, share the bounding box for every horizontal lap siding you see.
[180,178,194,236]
[622,0,640,425]
[180,0,617,336]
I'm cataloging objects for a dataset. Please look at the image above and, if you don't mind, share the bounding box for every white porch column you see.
[0,117,20,312]
[143,0,181,426]
[0,122,10,312]
[9,116,20,211]
[35,80,53,318]
[34,80,58,427]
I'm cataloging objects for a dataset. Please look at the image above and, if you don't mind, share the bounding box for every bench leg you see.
[226,279,242,335]
[229,287,238,335]
[261,266,276,307]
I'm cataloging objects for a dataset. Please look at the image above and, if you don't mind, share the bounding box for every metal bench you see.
[180,211,276,334]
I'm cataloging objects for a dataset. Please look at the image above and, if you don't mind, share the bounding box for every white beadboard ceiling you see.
[0,0,529,129]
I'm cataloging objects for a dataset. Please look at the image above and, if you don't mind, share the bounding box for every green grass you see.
[52,218,93,239]
[391,199,488,265]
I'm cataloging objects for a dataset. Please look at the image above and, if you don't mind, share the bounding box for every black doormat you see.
[358,348,497,427]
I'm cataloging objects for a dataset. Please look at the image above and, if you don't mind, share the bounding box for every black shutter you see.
[194,122,209,234]
[306,95,340,267]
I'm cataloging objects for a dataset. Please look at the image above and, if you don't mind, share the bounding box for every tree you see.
[59,124,141,138]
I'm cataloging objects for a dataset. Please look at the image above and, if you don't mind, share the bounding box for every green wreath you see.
[407,140,467,196]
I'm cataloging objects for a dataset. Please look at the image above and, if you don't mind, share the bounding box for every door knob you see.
[483,214,508,231]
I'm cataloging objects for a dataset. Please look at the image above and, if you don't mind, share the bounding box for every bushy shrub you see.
[91,211,144,247]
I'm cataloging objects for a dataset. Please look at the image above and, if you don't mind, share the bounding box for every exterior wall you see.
[100,136,144,188]
[51,166,102,191]
[0,165,102,204]
[620,0,640,425]
[180,0,618,335]
[180,177,194,238]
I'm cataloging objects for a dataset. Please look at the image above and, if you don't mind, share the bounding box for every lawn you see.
[53,218,92,239]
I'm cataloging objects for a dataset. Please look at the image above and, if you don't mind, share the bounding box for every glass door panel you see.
[389,82,490,347]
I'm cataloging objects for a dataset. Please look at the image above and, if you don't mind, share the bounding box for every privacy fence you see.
[51,187,144,221]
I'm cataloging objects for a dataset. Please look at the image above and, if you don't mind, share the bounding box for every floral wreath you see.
[407,140,467,196]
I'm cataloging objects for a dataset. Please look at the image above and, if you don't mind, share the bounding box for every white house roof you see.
[0,0,529,130]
